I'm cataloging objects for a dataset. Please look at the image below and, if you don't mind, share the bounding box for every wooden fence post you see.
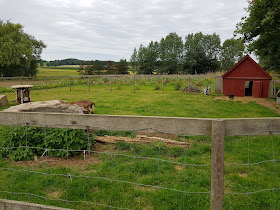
[69,77,72,91]
[88,76,90,92]
[134,75,136,93]
[162,76,164,93]
[211,119,225,210]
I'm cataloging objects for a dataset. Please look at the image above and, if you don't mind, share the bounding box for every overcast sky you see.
[0,0,248,61]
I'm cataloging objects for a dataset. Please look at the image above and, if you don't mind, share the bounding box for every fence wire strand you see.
[1,124,279,208]
[0,123,211,209]
[224,130,280,203]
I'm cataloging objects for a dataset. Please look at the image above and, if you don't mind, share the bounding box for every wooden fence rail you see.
[0,112,280,209]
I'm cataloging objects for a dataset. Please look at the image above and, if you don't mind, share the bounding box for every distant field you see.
[40,66,80,71]
[37,67,79,77]
[58,65,80,68]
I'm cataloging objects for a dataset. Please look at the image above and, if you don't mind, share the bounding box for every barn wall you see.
[223,78,270,98]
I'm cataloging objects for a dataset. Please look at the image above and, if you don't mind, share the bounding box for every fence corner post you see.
[211,119,225,210]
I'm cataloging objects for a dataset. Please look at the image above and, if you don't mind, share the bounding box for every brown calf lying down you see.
[70,100,95,114]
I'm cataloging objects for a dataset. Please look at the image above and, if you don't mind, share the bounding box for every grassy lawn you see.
[0,129,279,209]
[1,83,279,118]
[0,77,280,209]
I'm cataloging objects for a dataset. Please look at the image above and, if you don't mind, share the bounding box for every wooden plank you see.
[211,119,225,210]
[0,112,213,136]
[224,118,280,136]
[215,76,222,93]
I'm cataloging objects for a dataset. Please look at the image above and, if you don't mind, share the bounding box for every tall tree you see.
[130,48,139,73]
[0,20,46,77]
[158,32,183,74]
[235,0,280,70]
[114,59,129,74]
[80,60,104,75]
[184,32,221,74]
[106,60,116,74]
[136,41,160,74]
[220,38,245,70]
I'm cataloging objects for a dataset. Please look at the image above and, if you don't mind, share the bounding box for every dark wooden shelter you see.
[222,55,272,98]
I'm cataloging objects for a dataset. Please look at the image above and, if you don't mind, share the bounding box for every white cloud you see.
[0,0,248,61]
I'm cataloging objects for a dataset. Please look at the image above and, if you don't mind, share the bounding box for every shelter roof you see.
[222,55,272,79]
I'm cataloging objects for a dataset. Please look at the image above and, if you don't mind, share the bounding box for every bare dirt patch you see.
[47,190,63,199]
[0,80,45,88]
[214,96,280,115]
[134,185,156,192]
[175,165,185,172]
[238,172,248,178]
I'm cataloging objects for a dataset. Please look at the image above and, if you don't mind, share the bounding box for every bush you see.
[174,80,183,90]
[0,126,94,160]
[154,84,161,90]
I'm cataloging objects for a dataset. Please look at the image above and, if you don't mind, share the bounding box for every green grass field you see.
[0,75,280,209]
[0,129,279,209]
[1,83,279,118]
[37,67,79,77]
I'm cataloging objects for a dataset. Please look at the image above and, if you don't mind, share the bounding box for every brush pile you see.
[182,84,201,93]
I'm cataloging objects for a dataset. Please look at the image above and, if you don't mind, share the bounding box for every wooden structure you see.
[222,55,272,98]
[11,85,33,104]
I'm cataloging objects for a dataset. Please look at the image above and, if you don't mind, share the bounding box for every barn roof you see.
[222,55,272,79]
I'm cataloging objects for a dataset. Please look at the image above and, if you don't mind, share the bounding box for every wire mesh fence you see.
[0,123,212,209]
[0,114,280,209]
[223,130,280,209]
[0,74,216,94]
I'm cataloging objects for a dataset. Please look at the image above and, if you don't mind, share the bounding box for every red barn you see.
[222,55,272,98]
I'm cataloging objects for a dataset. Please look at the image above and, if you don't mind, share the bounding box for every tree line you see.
[78,59,129,75]
[130,32,245,75]
[44,58,116,67]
